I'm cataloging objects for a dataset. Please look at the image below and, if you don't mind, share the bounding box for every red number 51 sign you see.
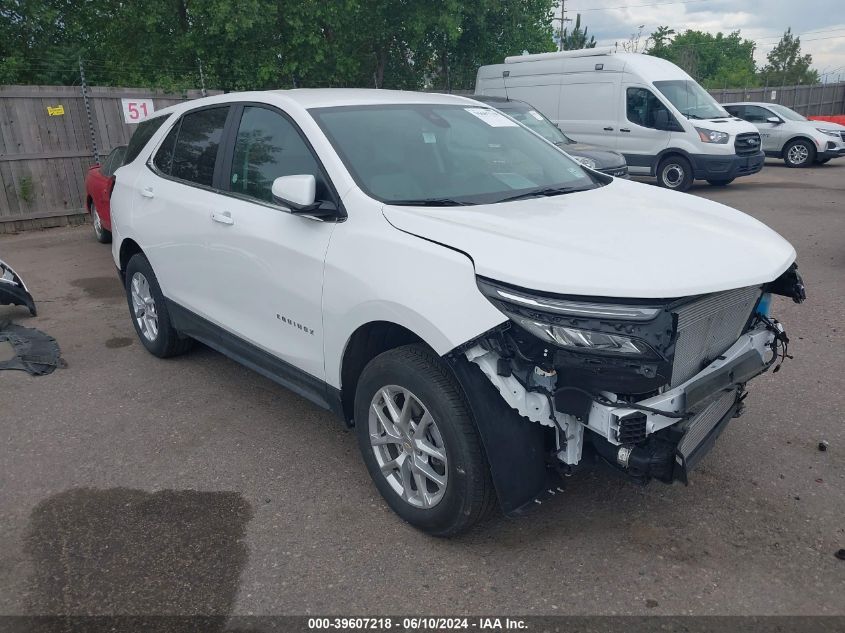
[121,98,155,124]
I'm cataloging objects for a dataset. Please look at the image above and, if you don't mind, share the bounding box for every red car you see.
[84,146,126,243]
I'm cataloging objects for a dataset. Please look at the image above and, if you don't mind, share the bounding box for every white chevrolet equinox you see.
[111,89,805,536]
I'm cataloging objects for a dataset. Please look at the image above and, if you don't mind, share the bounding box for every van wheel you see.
[91,203,111,244]
[706,178,734,186]
[124,253,193,358]
[783,139,815,167]
[657,156,693,191]
[354,344,495,536]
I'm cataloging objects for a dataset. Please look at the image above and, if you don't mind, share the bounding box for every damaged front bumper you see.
[0,258,37,316]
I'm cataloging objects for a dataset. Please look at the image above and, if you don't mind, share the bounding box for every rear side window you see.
[228,106,327,203]
[724,105,743,118]
[170,107,229,187]
[153,123,180,175]
[123,115,168,165]
[743,106,772,123]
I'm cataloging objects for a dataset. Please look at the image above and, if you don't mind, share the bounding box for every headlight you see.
[511,315,657,356]
[816,128,842,137]
[572,156,596,169]
[477,278,662,358]
[695,127,729,144]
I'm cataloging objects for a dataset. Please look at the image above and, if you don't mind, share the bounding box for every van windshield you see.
[653,80,728,120]
[310,104,597,206]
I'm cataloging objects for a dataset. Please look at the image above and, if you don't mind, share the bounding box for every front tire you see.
[783,139,815,168]
[354,344,495,536]
[657,155,693,191]
[124,253,192,358]
[91,203,111,244]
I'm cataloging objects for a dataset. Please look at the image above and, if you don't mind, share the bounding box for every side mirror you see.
[766,116,783,124]
[654,109,681,132]
[271,174,339,219]
[272,175,316,210]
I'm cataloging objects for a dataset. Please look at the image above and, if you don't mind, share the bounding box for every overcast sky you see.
[557,0,845,82]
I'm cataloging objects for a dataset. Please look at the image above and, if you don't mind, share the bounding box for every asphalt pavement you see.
[1,159,843,617]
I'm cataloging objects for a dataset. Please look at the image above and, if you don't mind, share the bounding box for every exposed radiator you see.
[671,286,761,387]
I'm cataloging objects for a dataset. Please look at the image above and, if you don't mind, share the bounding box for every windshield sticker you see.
[464,107,518,127]
[528,110,545,121]
[422,132,437,144]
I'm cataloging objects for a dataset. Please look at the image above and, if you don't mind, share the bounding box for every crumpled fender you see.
[0,257,37,316]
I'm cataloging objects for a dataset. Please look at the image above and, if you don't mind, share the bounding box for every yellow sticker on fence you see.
[47,105,65,116]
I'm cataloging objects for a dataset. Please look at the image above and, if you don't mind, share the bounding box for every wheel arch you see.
[118,238,144,282]
[338,320,432,424]
[654,148,694,176]
[784,135,818,150]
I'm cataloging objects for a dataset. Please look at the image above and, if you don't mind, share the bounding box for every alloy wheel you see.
[130,272,159,342]
[787,144,809,165]
[368,385,448,509]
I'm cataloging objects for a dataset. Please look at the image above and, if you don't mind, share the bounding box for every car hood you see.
[382,178,796,299]
[690,117,760,135]
[557,142,626,168]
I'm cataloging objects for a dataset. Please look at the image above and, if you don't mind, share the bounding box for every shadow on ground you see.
[23,488,252,630]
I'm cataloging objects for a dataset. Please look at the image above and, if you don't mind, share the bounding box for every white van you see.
[476,48,765,191]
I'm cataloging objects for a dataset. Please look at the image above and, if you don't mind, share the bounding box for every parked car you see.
[84,145,126,243]
[722,102,845,167]
[111,89,804,536]
[475,49,764,191]
[471,95,628,177]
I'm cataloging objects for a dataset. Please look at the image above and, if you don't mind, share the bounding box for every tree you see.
[559,13,595,51]
[647,28,757,89]
[759,28,819,86]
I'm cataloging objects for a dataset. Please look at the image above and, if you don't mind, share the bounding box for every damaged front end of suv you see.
[446,264,805,514]
[0,258,37,317]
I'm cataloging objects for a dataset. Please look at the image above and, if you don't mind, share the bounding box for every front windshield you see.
[494,104,573,145]
[310,104,596,205]
[768,104,807,122]
[653,80,728,120]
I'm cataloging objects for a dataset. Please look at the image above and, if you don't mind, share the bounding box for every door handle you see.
[603,126,614,131]
[211,211,234,225]
[620,128,631,133]
[140,186,155,198]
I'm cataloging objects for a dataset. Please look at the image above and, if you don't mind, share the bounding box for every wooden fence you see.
[709,81,845,117]
[0,85,218,231]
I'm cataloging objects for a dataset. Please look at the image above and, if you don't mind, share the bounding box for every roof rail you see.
[504,47,614,64]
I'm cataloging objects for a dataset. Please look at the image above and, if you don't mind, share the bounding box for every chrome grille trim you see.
[671,286,762,387]
[677,389,737,458]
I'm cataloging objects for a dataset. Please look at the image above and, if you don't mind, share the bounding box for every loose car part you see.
[0,322,61,376]
[0,258,36,316]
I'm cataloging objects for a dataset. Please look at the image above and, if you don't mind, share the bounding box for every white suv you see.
[111,90,805,536]
[723,102,845,167]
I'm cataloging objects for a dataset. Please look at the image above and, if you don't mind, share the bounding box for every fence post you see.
[78,58,99,163]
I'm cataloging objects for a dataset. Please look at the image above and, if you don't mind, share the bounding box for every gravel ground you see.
[1,159,843,617]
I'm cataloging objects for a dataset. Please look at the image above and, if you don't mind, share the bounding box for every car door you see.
[206,103,339,381]
[618,85,672,174]
[133,105,234,317]
[742,105,781,153]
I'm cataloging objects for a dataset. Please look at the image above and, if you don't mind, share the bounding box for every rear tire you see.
[706,178,734,186]
[783,139,815,168]
[91,203,111,244]
[124,253,192,358]
[656,155,693,191]
[354,344,495,536]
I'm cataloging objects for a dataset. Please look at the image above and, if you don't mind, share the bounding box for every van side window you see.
[743,106,773,123]
[228,106,327,204]
[170,107,230,187]
[626,88,670,129]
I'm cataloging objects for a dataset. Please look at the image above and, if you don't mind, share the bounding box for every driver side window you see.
[626,87,669,129]
[228,106,328,204]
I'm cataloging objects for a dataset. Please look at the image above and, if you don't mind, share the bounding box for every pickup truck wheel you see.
[783,139,815,167]
[354,344,495,536]
[656,156,693,191]
[124,253,192,358]
[91,203,111,244]
[706,178,734,186]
